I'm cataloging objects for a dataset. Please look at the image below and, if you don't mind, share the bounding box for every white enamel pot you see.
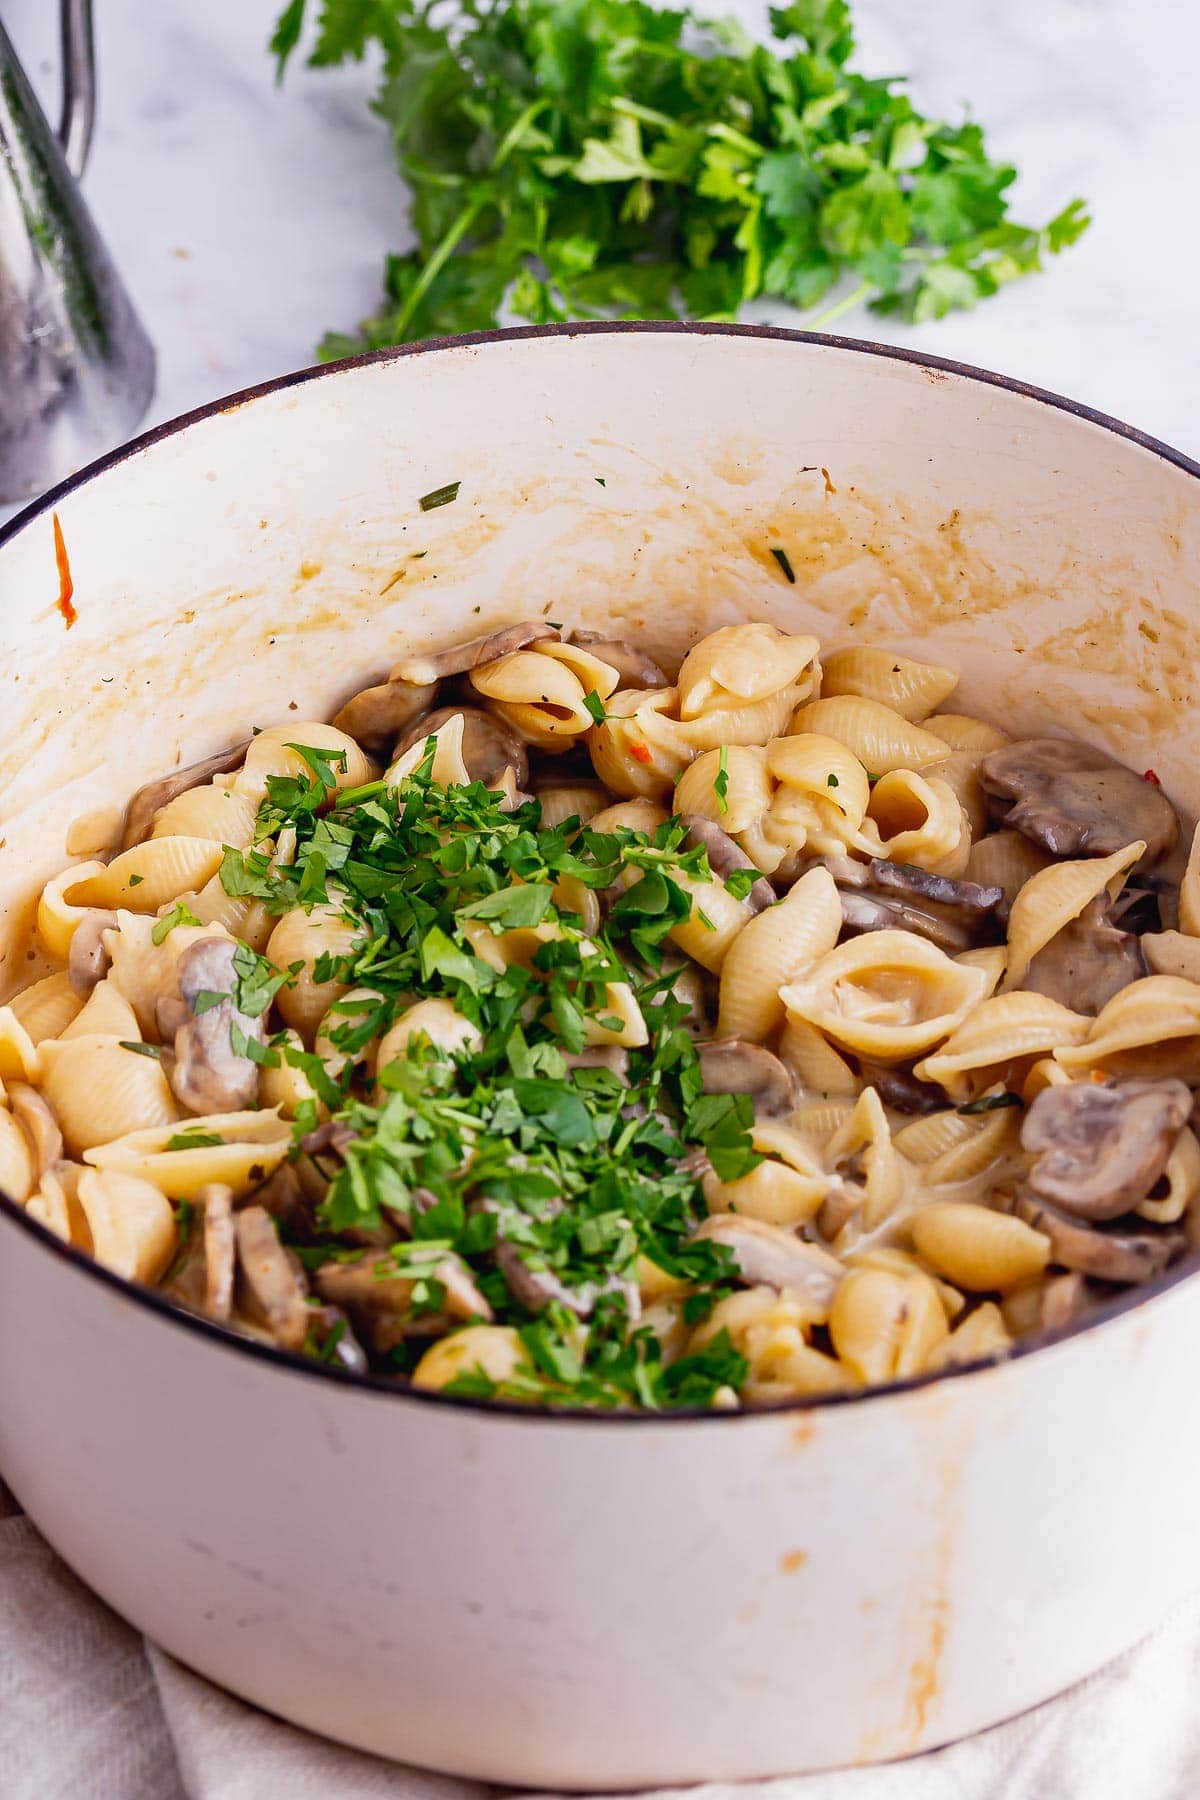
[2,325,1199,1787]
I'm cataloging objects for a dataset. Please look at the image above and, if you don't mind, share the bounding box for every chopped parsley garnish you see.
[582,690,608,726]
[770,547,796,585]
[713,745,730,815]
[165,1130,226,1152]
[219,749,761,1408]
[957,1092,1023,1115]
[418,481,461,513]
[151,902,202,945]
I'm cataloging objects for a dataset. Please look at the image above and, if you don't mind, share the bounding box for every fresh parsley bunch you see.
[272,0,1088,355]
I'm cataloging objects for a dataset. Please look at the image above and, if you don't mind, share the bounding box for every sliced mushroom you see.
[314,1247,491,1355]
[233,1205,311,1350]
[698,1040,795,1117]
[1021,895,1146,1015]
[833,857,1002,953]
[391,620,557,685]
[978,738,1179,867]
[493,1238,637,1321]
[121,740,251,849]
[68,908,118,996]
[693,1215,845,1306]
[565,1047,630,1078]
[169,938,267,1114]
[1041,1270,1087,1332]
[679,815,776,914]
[332,676,438,751]
[1021,1078,1190,1219]
[7,1083,64,1177]
[304,1302,370,1374]
[858,1061,943,1115]
[1013,1189,1185,1283]
[165,1183,236,1323]
[392,705,530,790]
[251,1162,320,1241]
[571,631,668,689]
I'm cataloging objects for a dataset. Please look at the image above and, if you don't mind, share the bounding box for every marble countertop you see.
[5,0,1200,471]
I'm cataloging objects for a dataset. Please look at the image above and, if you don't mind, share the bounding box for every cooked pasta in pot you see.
[2,618,1196,1409]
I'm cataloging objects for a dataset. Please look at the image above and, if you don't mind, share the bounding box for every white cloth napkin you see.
[3,1476,1197,1800]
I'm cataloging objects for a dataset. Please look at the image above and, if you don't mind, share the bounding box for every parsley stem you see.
[807,278,873,331]
[392,193,487,340]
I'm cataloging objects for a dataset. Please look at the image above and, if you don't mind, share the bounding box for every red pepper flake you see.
[629,742,652,765]
[52,513,77,628]
[1143,768,1162,786]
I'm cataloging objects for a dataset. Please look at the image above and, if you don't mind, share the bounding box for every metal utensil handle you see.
[58,0,95,178]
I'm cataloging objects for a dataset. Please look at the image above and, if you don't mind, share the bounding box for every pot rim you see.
[3,319,1198,1425]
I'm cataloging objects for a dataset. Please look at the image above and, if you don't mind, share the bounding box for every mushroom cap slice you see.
[978,738,1179,866]
[392,705,529,790]
[570,632,669,689]
[1012,1189,1185,1283]
[698,1040,795,1117]
[1021,1077,1190,1219]
[857,1060,944,1115]
[169,937,267,1115]
[233,1205,311,1350]
[7,1082,64,1177]
[68,909,118,997]
[391,621,557,685]
[331,676,438,751]
[692,1214,844,1305]
[679,815,776,913]
[121,741,250,850]
[314,1247,491,1355]
[165,1182,236,1323]
[1021,896,1146,1016]
[834,857,1002,953]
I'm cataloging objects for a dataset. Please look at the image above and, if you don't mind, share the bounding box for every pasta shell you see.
[76,1168,176,1285]
[922,750,988,839]
[26,1161,90,1246]
[825,1087,907,1230]
[926,713,1010,753]
[151,781,259,849]
[36,861,109,961]
[70,838,225,912]
[1179,821,1200,938]
[867,770,971,875]
[8,971,83,1044]
[829,1266,948,1384]
[185,871,276,953]
[0,1107,35,1203]
[236,722,374,800]
[386,712,472,787]
[778,1016,861,1098]
[40,1034,179,1155]
[1142,930,1200,985]
[377,999,483,1072]
[1055,975,1200,1080]
[413,1326,529,1390]
[260,1028,323,1118]
[667,870,754,975]
[717,866,841,1042]
[781,931,991,1062]
[1002,840,1145,989]
[675,744,773,836]
[966,831,1051,908]
[0,1009,41,1083]
[535,785,609,831]
[766,734,871,829]
[820,648,958,722]
[587,689,693,799]
[911,1202,1050,1293]
[471,645,617,747]
[84,1108,291,1199]
[703,1121,829,1227]
[915,992,1091,1101]
[61,978,140,1041]
[267,902,364,1040]
[677,624,821,718]
[929,1300,1012,1368]
[789,698,949,773]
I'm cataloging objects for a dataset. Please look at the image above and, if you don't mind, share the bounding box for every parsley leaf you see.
[273,0,1087,353]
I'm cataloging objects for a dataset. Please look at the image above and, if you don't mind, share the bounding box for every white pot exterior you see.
[1,326,1199,1784]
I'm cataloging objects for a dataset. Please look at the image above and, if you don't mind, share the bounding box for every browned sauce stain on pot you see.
[790,1416,817,1449]
[780,1548,807,1574]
